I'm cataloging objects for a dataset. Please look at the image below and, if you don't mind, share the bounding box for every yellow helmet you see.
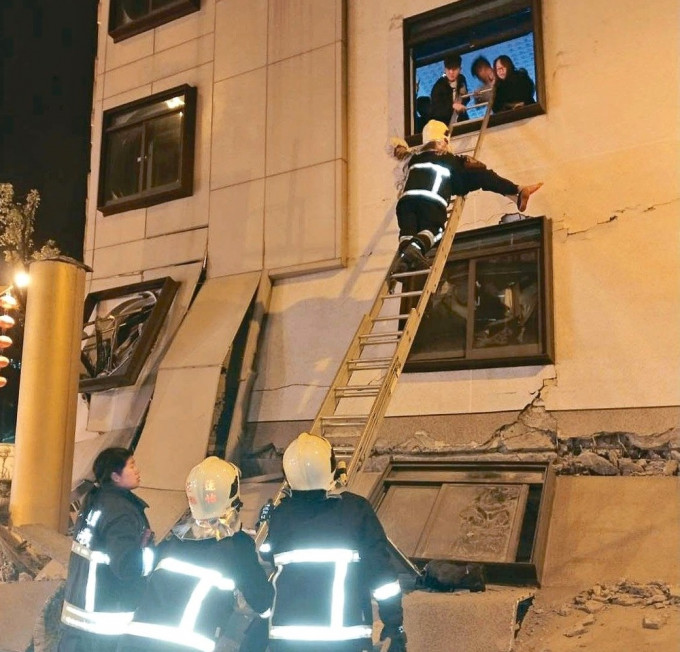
[422,119,449,145]
[283,432,335,491]
[185,457,242,521]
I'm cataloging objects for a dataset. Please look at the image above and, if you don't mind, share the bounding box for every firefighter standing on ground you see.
[260,432,407,652]
[58,448,155,652]
[116,457,273,651]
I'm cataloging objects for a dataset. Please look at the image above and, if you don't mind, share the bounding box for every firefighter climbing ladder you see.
[256,91,494,543]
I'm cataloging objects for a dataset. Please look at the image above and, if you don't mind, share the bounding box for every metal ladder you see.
[255,91,494,544]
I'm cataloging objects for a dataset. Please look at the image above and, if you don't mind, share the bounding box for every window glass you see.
[473,250,539,351]
[146,113,182,188]
[103,127,143,202]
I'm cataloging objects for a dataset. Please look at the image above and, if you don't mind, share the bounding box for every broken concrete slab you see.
[13,525,71,567]
[398,587,533,652]
[0,579,62,652]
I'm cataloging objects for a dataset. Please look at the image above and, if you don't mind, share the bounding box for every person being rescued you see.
[389,119,543,273]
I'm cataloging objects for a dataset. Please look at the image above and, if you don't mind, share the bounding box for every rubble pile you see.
[0,525,61,583]
[553,429,680,476]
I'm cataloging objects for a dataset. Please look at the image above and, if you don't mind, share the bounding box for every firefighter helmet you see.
[422,119,449,145]
[283,432,335,491]
[185,457,242,521]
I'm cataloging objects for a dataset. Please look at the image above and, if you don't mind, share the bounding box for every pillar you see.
[9,258,88,532]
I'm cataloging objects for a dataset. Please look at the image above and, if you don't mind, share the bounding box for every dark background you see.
[0,0,99,439]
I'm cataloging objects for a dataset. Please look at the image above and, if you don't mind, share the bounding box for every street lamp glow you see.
[14,271,30,288]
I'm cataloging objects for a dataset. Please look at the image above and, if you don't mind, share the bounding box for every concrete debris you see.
[563,625,587,637]
[553,436,680,476]
[569,580,680,611]
[580,600,605,614]
[663,460,679,476]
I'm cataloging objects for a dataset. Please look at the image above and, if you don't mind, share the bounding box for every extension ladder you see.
[255,90,494,545]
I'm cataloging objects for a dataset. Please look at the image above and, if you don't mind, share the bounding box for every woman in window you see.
[492,55,535,113]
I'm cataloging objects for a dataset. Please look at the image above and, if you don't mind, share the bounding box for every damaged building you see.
[1,0,679,650]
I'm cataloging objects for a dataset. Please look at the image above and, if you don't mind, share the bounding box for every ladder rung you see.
[360,331,402,341]
[381,290,423,299]
[372,313,411,322]
[390,269,430,280]
[335,385,381,398]
[321,415,368,427]
[347,357,392,370]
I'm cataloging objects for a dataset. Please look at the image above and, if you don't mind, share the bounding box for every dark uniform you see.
[262,490,404,652]
[396,148,519,246]
[59,486,153,652]
[116,526,273,651]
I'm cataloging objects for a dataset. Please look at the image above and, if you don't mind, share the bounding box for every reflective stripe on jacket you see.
[60,485,152,636]
[262,490,403,645]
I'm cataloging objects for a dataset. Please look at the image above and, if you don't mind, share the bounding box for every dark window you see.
[98,85,197,216]
[109,0,201,43]
[403,216,554,371]
[403,0,545,141]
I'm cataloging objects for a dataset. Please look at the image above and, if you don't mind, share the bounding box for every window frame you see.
[108,0,201,43]
[369,460,556,585]
[403,0,546,142]
[97,84,197,216]
[403,216,554,372]
[79,277,179,392]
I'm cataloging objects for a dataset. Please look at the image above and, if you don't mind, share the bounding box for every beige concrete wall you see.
[249,0,680,431]
[541,477,680,586]
[85,0,347,283]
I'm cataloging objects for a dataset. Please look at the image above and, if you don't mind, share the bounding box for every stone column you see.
[9,257,89,533]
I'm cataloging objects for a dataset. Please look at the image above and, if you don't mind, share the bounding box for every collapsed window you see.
[98,85,197,216]
[109,0,201,42]
[372,461,555,584]
[403,0,545,139]
[403,216,554,371]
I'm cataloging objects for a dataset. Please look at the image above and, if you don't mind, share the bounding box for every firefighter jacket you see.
[117,526,274,652]
[60,485,154,637]
[400,150,468,209]
[260,489,403,647]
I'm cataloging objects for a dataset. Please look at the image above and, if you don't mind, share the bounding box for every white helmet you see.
[422,119,449,145]
[283,432,335,491]
[185,457,242,521]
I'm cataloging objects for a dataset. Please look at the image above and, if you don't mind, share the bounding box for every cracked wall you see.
[248,0,680,438]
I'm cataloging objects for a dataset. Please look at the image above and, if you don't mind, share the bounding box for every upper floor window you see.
[109,0,201,43]
[403,0,546,140]
[98,85,197,216]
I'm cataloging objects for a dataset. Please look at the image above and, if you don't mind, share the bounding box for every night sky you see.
[0,0,98,440]
[0,0,98,267]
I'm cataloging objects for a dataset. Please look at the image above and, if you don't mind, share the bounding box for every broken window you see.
[403,0,546,140]
[98,85,197,216]
[372,461,555,584]
[403,216,554,372]
[109,0,201,43]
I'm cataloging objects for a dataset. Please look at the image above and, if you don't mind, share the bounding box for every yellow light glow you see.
[14,271,30,288]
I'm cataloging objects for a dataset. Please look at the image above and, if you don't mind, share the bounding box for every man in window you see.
[429,54,470,127]
[471,56,496,105]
